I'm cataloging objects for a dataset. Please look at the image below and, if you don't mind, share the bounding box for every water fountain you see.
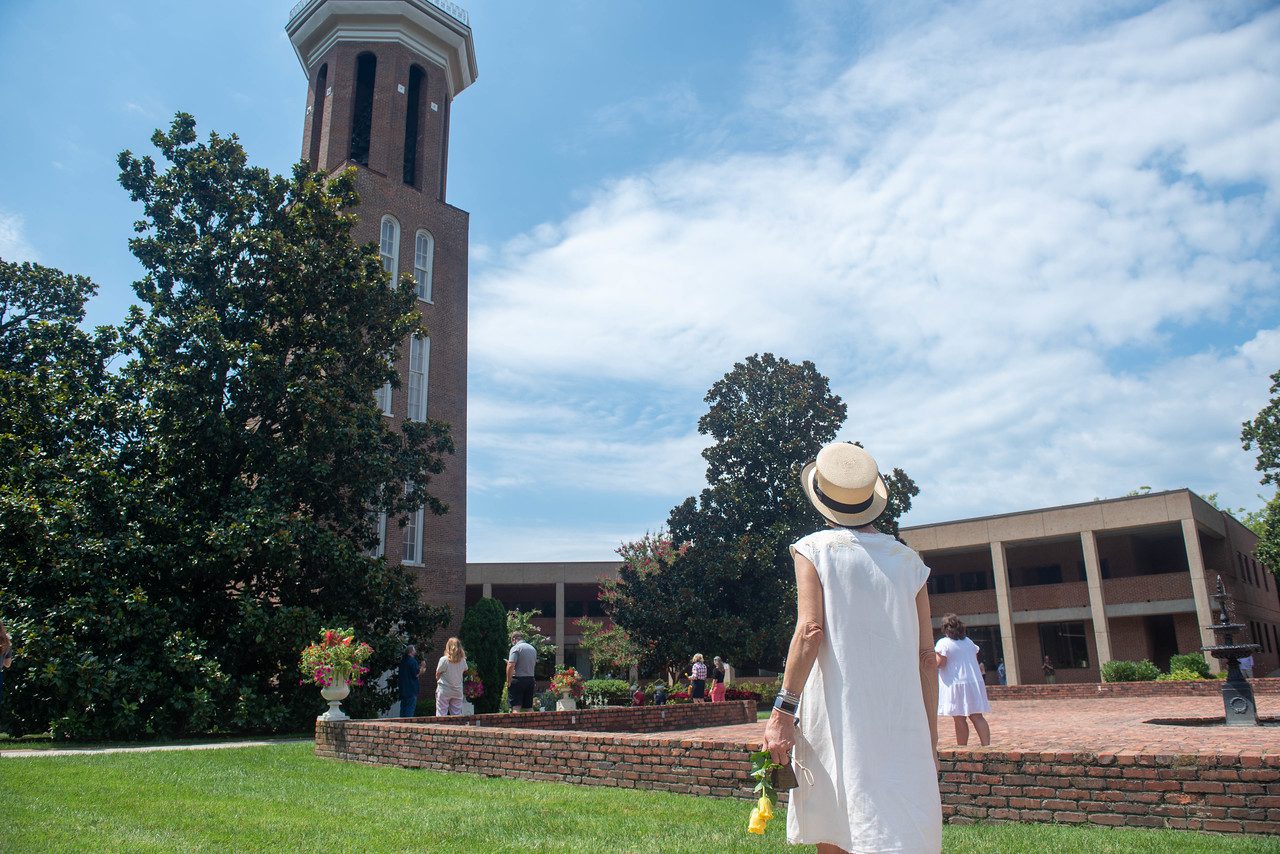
[1200,576,1263,727]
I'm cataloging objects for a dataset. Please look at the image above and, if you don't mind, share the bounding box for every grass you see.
[1,743,1276,853]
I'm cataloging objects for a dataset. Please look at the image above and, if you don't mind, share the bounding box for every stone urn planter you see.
[318,677,351,722]
[555,691,577,712]
[459,700,475,716]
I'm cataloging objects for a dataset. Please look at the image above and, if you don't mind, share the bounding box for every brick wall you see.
[938,749,1280,835]
[988,677,1280,700]
[316,702,760,800]
[315,700,1277,836]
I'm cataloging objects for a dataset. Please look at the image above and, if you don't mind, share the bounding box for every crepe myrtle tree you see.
[1242,369,1280,575]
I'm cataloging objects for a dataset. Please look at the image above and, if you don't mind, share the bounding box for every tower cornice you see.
[287,0,478,97]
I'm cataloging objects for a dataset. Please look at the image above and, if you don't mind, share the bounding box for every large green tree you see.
[1242,370,1280,574]
[0,114,453,738]
[605,354,919,674]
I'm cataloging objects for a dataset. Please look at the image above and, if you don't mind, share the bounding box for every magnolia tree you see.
[602,355,920,673]
[0,114,452,739]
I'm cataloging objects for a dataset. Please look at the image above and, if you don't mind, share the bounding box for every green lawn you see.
[1,743,1275,854]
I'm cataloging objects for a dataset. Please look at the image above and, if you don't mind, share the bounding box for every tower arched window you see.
[414,230,434,302]
[402,65,426,186]
[349,52,377,166]
[380,215,400,281]
[308,63,328,167]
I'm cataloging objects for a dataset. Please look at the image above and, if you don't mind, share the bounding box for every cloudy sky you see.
[2,1,1278,561]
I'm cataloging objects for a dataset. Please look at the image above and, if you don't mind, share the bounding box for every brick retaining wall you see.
[316,701,760,799]
[938,749,1280,835]
[315,700,1279,836]
[988,677,1280,701]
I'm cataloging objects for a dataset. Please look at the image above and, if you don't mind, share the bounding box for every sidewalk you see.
[0,736,311,759]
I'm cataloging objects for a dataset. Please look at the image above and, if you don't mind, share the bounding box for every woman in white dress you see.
[763,442,942,854]
[934,614,991,746]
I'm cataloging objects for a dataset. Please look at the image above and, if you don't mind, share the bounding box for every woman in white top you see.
[435,637,468,716]
[763,443,942,854]
[934,614,991,746]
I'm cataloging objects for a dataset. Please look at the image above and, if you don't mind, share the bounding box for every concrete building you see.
[287,0,477,641]
[902,489,1280,684]
[466,562,619,676]
[466,490,1280,683]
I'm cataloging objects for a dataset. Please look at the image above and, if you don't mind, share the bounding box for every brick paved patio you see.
[681,695,1280,757]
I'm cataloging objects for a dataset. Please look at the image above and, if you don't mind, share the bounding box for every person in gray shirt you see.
[506,631,538,712]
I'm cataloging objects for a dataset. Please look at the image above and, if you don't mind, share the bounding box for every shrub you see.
[1100,659,1161,682]
[724,688,763,702]
[1157,668,1204,682]
[460,598,507,713]
[1168,653,1211,679]
[583,678,631,704]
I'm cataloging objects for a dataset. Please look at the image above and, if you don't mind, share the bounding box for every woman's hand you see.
[762,711,796,766]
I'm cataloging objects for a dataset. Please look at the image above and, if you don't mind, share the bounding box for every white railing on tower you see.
[288,0,470,28]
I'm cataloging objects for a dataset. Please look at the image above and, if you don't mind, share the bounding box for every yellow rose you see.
[747,807,766,835]
[757,796,774,820]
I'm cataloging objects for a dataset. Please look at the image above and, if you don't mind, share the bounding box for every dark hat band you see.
[812,477,878,515]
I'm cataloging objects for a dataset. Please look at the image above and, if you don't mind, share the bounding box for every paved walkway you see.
[676,695,1280,757]
[0,736,311,758]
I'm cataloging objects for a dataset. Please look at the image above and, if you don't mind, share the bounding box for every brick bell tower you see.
[287,0,477,642]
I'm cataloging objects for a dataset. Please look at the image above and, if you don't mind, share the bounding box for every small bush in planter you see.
[1100,659,1161,682]
[1157,668,1204,682]
[583,678,631,702]
[1167,653,1211,679]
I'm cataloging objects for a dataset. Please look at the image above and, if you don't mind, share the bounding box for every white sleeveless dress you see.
[787,528,943,854]
[934,636,991,716]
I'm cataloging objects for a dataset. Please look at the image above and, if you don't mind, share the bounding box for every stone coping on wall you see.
[987,677,1280,700]
[377,699,756,733]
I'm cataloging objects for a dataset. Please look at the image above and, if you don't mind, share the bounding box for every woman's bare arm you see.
[762,551,825,763]
[917,587,939,755]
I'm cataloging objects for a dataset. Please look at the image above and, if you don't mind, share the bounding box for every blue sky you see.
[2,1,1279,561]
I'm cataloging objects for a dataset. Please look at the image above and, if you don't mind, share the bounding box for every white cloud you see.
[467,1,1280,559]
[0,210,37,262]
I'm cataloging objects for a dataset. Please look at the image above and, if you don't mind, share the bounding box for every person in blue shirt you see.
[997,659,1007,686]
[399,645,425,717]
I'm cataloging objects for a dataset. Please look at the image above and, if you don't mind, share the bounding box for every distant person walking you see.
[653,682,668,705]
[1042,655,1057,684]
[711,656,727,702]
[996,659,1007,686]
[399,644,426,718]
[689,653,708,701]
[1239,654,1254,679]
[435,637,468,716]
[935,613,992,747]
[507,631,538,712]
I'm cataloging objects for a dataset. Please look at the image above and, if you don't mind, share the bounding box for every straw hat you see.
[800,442,889,527]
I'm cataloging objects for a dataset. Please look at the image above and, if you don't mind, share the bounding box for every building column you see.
[990,541,1021,685]
[1181,518,1221,675]
[482,582,492,599]
[1080,530,1113,668]
[555,581,565,669]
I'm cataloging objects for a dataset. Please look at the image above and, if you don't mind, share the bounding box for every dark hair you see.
[941,613,966,640]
